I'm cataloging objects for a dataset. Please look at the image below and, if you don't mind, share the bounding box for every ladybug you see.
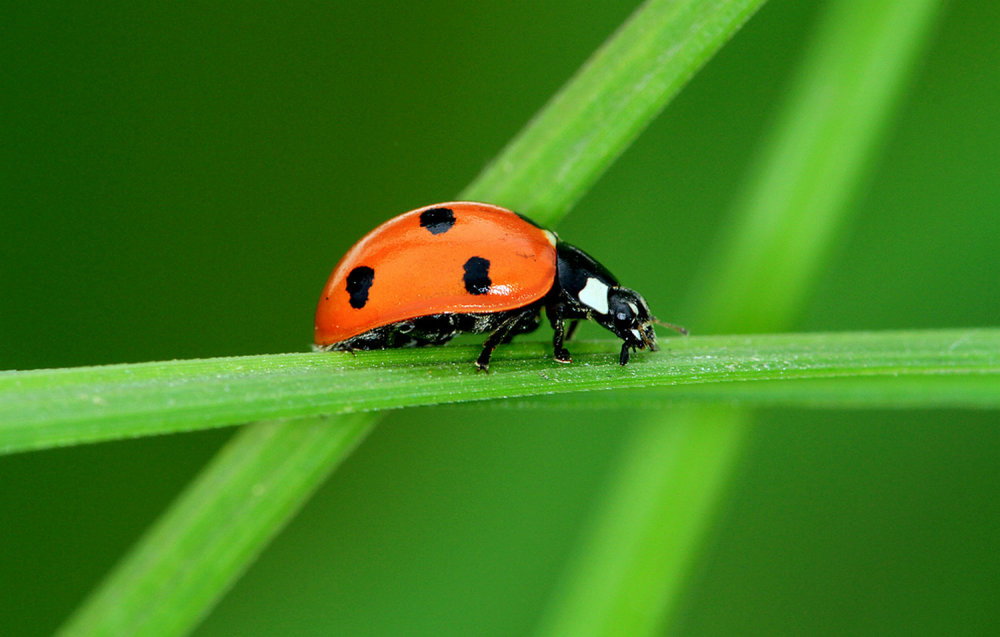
[314,202,685,370]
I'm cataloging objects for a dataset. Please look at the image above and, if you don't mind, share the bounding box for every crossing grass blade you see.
[56,416,375,637]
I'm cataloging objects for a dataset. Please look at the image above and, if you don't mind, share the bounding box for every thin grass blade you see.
[4,328,996,455]
[462,0,767,222]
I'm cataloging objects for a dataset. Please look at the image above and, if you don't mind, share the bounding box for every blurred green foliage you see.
[2,1,998,635]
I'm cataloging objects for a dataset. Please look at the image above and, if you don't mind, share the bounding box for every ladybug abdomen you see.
[314,202,557,345]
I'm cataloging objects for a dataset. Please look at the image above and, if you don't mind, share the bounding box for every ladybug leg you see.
[501,312,541,343]
[564,320,581,342]
[619,342,632,366]
[475,309,537,372]
[551,320,572,364]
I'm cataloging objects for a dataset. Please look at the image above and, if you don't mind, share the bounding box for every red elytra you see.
[314,202,557,346]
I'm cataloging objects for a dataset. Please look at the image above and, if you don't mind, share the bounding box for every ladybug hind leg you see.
[475,307,542,372]
[501,311,541,343]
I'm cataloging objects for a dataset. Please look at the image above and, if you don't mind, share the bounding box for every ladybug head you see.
[604,287,688,365]
[605,287,658,365]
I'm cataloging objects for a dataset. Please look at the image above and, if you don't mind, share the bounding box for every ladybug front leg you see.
[619,342,633,366]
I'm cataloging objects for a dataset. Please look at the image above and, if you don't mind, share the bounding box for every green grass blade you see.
[48,1,773,634]
[56,415,374,637]
[535,1,945,636]
[462,0,767,222]
[2,328,997,455]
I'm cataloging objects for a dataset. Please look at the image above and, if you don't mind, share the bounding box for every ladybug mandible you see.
[314,202,686,370]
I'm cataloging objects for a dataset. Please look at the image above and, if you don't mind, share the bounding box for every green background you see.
[3,1,999,635]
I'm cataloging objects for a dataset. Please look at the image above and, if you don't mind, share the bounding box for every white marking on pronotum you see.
[631,329,642,341]
[578,277,609,314]
[543,230,558,247]
[627,301,639,315]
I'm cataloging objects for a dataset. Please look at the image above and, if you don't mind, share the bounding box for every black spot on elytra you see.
[346,266,374,309]
[419,207,456,235]
[463,256,491,295]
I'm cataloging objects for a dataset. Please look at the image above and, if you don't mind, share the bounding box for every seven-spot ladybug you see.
[314,202,686,370]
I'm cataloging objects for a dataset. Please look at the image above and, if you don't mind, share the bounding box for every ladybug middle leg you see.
[551,319,573,364]
[551,319,582,364]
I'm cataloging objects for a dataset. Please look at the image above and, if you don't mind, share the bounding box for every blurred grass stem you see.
[534,1,943,635]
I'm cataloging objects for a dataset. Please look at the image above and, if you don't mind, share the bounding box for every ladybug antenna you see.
[652,318,688,336]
